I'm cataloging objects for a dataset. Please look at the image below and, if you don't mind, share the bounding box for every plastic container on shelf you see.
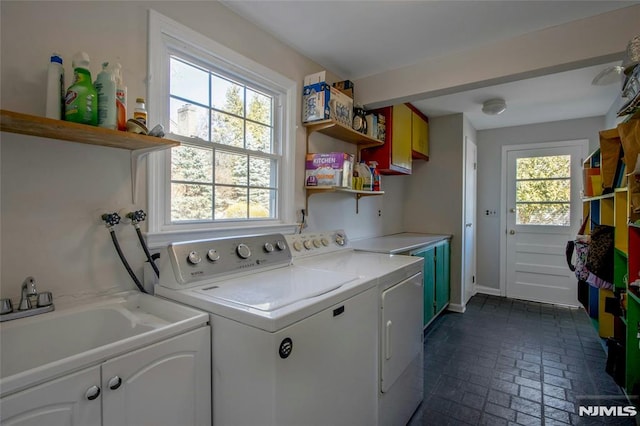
[369,161,381,191]
[113,63,127,131]
[64,52,98,126]
[45,53,65,120]
[134,97,147,125]
[94,62,117,129]
[357,162,372,191]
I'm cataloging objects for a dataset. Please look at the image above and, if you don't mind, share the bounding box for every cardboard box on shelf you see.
[333,80,354,99]
[302,72,353,127]
[305,152,354,188]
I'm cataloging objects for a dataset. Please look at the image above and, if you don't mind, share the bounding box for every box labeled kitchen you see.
[305,152,354,188]
[302,72,353,126]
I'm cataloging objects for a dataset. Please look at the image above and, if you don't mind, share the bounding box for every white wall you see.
[475,116,606,291]
[403,113,476,311]
[0,1,395,303]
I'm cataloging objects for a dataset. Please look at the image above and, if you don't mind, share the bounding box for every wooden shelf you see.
[305,186,384,214]
[303,119,383,149]
[0,109,179,151]
[582,193,615,202]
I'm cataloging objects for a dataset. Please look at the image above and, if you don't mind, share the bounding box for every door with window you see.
[504,141,587,306]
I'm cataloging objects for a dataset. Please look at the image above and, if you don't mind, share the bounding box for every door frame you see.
[462,136,477,303]
[499,139,589,297]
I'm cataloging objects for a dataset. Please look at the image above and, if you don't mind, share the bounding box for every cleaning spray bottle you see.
[94,62,117,129]
[369,161,381,192]
[113,63,128,131]
[64,52,98,125]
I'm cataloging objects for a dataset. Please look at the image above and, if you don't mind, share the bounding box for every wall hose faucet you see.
[101,212,148,294]
[126,210,159,278]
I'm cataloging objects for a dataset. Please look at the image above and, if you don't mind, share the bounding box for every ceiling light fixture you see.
[482,98,507,115]
[591,66,624,86]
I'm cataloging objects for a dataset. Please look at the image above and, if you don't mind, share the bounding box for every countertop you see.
[350,232,451,254]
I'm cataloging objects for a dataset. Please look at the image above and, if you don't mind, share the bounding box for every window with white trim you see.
[147,10,295,239]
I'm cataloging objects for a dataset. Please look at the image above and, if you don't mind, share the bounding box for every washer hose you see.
[102,213,148,294]
[126,210,160,278]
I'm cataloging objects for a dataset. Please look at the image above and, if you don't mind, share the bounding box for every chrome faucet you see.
[0,276,54,322]
[19,276,38,310]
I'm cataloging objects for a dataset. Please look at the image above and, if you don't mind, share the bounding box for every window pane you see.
[171,183,212,221]
[249,189,275,218]
[211,74,244,116]
[171,145,212,183]
[211,111,244,147]
[170,58,209,106]
[215,151,247,185]
[247,89,272,125]
[516,203,570,226]
[249,157,274,187]
[516,179,570,202]
[215,186,247,219]
[516,155,570,179]
[170,99,209,140]
[246,122,272,152]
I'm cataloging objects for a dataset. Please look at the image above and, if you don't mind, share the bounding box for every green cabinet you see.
[412,239,450,328]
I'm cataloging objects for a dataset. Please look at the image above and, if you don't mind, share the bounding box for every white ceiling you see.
[222,0,638,129]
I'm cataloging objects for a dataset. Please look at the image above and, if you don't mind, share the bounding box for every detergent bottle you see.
[369,161,381,192]
[64,52,98,125]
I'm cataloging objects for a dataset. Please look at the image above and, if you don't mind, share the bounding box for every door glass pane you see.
[515,155,571,226]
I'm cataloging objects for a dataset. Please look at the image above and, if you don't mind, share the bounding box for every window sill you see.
[145,223,300,249]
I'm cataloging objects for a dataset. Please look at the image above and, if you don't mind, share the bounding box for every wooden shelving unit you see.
[304,118,385,214]
[305,187,384,213]
[0,109,180,202]
[0,110,179,151]
[580,125,640,403]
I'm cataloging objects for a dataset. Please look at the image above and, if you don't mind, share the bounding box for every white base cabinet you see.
[1,327,211,426]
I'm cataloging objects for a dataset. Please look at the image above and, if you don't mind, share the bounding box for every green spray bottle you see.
[65,52,98,125]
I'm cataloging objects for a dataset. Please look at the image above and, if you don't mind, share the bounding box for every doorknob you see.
[510,208,516,213]
[509,229,516,235]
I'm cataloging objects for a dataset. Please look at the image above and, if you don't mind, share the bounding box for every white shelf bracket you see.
[130,146,171,204]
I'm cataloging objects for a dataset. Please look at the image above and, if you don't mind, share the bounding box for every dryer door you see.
[380,272,423,393]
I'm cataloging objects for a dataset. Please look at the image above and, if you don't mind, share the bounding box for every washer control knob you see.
[187,251,202,265]
[276,240,286,251]
[313,239,322,248]
[292,241,303,252]
[207,249,220,262]
[303,240,313,250]
[335,235,345,246]
[321,238,330,246]
[264,242,274,253]
[236,243,251,259]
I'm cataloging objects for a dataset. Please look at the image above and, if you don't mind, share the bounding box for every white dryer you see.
[285,230,424,426]
[155,233,379,426]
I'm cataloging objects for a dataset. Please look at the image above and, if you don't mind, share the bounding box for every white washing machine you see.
[285,230,424,426]
[155,233,379,426]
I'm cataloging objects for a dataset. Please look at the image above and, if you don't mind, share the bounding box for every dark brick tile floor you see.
[407,294,638,426]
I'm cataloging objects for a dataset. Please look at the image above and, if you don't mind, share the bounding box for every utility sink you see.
[0,291,208,397]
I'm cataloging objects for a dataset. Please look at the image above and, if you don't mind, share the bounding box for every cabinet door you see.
[391,103,412,173]
[101,327,211,426]
[411,111,429,159]
[0,366,101,426]
[414,247,435,326]
[435,241,450,313]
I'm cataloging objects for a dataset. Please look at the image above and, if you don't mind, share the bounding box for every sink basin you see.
[0,291,208,397]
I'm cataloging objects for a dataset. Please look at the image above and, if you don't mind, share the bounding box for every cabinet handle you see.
[85,385,101,401]
[385,320,392,360]
[108,375,122,390]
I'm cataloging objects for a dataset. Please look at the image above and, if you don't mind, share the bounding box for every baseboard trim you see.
[475,286,502,296]
[447,303,466,313]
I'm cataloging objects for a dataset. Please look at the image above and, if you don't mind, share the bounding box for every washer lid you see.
[193,266,358,311]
